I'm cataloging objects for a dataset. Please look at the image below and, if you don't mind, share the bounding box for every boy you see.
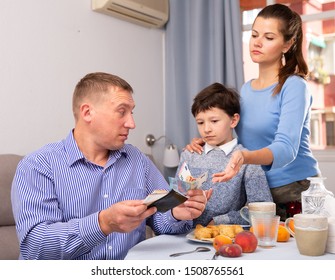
[176,83,272,226]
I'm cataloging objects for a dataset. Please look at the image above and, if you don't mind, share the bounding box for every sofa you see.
[0,153,156,260]
[0,154,23,260]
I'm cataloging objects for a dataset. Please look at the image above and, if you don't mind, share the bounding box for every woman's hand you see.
[184,138,205,154]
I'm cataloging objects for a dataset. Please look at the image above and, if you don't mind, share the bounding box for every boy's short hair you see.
[191,83,240,117]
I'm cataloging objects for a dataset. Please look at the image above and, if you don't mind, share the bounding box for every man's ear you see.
[231,113,240,128]
[80,103,94,122]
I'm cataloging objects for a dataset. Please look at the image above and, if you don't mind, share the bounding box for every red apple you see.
[234,230,258,253]
[218,244,242,258]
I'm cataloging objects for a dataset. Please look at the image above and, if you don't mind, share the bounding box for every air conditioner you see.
[92,0,169,28]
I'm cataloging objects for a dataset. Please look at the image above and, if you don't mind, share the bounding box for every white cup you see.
[285,214,328,256]
[240,202,276,223]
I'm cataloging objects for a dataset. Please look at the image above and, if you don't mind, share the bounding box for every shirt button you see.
[103,194,108,198]
[108,246,112,250]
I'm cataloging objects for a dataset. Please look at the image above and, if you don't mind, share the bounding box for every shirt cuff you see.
[79,212,107,248]
[167,210,193,230]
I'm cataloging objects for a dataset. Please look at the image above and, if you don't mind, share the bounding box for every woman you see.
[186,4,320,220]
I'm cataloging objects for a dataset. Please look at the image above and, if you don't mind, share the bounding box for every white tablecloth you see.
[125,232,335,260]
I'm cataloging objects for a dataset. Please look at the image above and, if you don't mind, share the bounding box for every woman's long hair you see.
[256,4,309,95]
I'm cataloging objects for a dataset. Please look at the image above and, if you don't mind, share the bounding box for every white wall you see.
[0,0,164,158]
[1,0,334,187]
[313,150,335,195]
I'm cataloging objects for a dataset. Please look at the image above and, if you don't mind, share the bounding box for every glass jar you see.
[301,177,334,217]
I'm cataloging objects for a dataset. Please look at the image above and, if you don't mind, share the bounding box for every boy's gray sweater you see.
[177,144,273,226]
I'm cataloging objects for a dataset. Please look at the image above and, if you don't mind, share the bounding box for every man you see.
[11,72,210,260]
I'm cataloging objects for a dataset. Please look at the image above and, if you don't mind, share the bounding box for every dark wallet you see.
[147,189,188,212]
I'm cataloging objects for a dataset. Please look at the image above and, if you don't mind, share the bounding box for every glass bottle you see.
[301,177,334,216]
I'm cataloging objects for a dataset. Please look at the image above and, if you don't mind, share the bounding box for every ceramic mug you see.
[240,202,276,223]
[285,214,328,256]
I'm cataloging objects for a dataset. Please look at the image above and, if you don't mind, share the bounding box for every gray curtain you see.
[165,0,244,150]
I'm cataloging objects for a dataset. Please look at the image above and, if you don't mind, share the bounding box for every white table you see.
[125,232,335,260]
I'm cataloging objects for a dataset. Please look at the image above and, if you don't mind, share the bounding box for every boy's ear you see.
[231,113,240,128]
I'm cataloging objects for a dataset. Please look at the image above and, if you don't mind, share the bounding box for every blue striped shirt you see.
[11,131,192,260]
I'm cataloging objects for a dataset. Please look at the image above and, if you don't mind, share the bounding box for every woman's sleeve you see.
[266,77,311,169]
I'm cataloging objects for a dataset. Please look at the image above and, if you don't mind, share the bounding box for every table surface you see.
[125,231,335,260]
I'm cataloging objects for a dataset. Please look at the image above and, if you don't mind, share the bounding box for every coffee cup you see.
[285,214,328,256]
[250,215,280,247]
[240,202,276,223]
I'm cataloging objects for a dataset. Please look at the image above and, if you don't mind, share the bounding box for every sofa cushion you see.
[0,154,23,226]
[0,226,20,259]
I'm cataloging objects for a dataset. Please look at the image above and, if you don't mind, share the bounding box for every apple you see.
[218,244,242,258]
[234,230,258,253]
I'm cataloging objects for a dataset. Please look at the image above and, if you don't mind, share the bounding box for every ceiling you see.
[239,0,335,11]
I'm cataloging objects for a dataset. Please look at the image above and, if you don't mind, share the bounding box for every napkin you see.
[324,195,335,217]
[327,216,335,254]
[325,195,335,254]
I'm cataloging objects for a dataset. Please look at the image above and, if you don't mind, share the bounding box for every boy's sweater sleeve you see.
[214,163,272,225]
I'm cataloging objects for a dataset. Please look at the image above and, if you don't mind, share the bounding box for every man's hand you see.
[184,138,205,154]
[98,200,157,235]
[171,188,213,220]
[212,150,244,183]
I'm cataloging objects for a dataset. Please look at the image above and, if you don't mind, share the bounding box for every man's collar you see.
[65,130,127,166]
[204,138,238,155]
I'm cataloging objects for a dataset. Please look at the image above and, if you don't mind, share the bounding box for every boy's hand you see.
[212,150,244,182]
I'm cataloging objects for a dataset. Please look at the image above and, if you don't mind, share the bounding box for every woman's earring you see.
[281,53,286,66]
